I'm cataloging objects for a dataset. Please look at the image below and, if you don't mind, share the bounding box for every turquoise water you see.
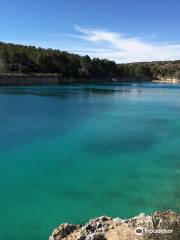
[0,83,180,240]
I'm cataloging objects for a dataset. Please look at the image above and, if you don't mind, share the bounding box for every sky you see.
[0,0,180,63]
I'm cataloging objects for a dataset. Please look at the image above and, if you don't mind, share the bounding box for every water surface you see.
[0,83,180,240]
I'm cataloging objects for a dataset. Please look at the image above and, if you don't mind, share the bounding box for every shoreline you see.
[153,79,180,83]
[49,210,180,240]
[0,74,180,86]
[0,74,152,86]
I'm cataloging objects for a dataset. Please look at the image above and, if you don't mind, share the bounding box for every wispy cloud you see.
[70,26,180,63]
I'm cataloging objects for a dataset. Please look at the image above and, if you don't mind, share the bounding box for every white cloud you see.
[72,26,180,63]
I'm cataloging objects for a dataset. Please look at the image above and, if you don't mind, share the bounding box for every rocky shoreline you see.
[0,74,180,87]
[49,210,180,240]
[0,74,152,86]
[0,74,97,86]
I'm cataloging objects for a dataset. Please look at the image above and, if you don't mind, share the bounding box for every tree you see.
[0,41,180,82]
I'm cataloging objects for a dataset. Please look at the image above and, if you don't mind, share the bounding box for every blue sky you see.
[0,0,180,62]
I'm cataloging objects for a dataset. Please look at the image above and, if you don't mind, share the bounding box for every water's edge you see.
[1,74,180,86]
[49,210,180,240]
[0,74,152,86]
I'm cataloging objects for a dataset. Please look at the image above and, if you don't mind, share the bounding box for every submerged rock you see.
[49,210,180,240]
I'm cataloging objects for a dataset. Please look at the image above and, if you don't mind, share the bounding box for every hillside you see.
[1,42,180,82]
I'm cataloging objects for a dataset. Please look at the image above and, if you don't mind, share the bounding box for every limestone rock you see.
[49,210,180,240]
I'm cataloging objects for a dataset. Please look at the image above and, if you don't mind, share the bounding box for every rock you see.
[50,223,80,239]
[49,210,180,240]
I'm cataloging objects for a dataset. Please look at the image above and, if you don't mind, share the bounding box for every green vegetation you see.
[0,41,180,80]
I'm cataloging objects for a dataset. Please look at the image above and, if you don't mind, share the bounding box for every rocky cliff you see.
[49,210,180,240]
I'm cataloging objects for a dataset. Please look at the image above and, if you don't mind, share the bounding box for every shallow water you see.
[0,83,179,240]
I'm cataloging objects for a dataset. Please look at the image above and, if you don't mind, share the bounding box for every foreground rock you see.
[49,210,180,240]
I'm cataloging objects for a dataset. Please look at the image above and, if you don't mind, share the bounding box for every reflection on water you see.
[0,84,140,98]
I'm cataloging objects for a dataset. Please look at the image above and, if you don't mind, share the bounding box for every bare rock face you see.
[49,211,180,240]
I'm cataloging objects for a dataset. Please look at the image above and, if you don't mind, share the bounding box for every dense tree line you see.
[0,42,117,79]
[119,61,180,80]
[0,42,180,80]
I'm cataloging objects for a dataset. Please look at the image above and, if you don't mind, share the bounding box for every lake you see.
[0,83,179,240]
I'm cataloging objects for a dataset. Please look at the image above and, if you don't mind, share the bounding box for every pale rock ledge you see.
[49,210,180,240]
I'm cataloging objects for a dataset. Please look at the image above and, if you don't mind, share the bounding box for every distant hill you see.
[0,42,180,81]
